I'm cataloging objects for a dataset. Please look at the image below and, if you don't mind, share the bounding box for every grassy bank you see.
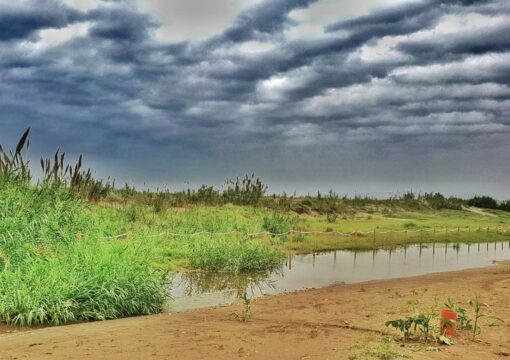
[92,203,510,264]
[0,180,167,326]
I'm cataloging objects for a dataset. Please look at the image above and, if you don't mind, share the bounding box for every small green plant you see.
[326,212,338,223]
[385,317,415,341]
[403,222,417,229]
[469,297,503,340]
[262,212,295,235]
[385,310,435,343]
[413,313,434,342]
[445,298,472,329]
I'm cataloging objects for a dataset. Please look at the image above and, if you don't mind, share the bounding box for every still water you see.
[169,241,510,312]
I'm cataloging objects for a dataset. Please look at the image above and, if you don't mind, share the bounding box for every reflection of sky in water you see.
[169,241,510,312]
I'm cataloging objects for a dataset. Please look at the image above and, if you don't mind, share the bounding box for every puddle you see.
[169,241,510,312]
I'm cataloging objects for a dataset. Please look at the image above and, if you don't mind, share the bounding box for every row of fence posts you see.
[74,225,508,247]
[285,225,506,253]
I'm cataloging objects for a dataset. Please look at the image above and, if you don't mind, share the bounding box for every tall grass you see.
[0,239,166,326]
[0,130,166,326]
[188,235,282,273]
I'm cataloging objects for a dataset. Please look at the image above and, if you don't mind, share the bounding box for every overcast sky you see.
[1,0,509,197]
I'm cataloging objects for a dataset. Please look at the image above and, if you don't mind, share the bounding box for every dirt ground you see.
[0,263,509,360]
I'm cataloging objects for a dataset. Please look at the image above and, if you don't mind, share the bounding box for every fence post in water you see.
[373,229,376,244]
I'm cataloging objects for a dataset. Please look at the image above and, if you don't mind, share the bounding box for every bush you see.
[326,212,338,223]
[499,200,510,212]
[467,196,498,210]
[188,236,282,273]
[421,193,463,210]
[222,174,267,206]
[262,212,295,235]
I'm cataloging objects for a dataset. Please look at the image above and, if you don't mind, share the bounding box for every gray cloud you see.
[1,0,509,197]
[0,0,83,41]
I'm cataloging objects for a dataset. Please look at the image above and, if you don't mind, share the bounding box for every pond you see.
[169,241,510,312]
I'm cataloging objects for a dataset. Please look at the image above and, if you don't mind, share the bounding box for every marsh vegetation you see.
[1,129,509,326]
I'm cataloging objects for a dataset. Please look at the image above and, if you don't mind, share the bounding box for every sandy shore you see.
[0,262,509,359]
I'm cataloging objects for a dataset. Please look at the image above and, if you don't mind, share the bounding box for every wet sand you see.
[0,262,509,359]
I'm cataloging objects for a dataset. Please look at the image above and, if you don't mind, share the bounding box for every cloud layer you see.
[1,0,509,196]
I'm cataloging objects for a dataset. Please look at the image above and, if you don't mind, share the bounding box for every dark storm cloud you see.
[1,0,510,195]
[0,0,83,41]
[326,0,441,36]
[88,7,157,42]
[216,0,317,43]
[397,22,510,58]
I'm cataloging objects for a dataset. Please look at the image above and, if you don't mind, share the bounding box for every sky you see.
[0,0,509,198]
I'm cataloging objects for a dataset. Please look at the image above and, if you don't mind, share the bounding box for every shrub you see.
[222,174,267,206]
[499,200,510,212]
[326,212,338,223]
[188,236,283,273]
[262,212,295,235]
[467,196,498,209]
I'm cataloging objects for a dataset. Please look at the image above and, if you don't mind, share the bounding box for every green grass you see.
[86,202,510,267]
[1,177,510,327]
[0,179,167,326]
[86,201,510,266]
[2,129,510,328]
[0,238,166,326]
[186,235,282,272]
[290,208,510,252]
[350,335,410,360]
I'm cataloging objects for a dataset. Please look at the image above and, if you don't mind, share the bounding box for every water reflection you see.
[176,270,277,298]
[169,241,510,312]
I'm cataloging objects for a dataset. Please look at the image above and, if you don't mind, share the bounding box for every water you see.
[169,241,510,312]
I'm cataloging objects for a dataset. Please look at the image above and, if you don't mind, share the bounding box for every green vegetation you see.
[350,335,409,360]
[385,297,503,348]
[385,312,435,343]
[0,131,166,326]
[187,235,282,272]
[465,297,503,340]
[1,129,510,327]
